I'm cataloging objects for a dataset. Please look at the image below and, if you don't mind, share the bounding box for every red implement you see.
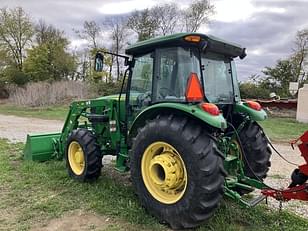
[262,185,308,201]
[261,131,308,201]
[291,130,308,176]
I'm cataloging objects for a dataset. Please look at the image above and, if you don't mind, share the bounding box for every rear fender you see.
[234,102,267,121]
[129,103,227,139]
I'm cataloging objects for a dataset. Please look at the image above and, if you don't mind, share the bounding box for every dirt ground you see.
[0,114,307,229]
[30,210,145,231]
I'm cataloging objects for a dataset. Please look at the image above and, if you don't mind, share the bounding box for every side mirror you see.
[239,48,247,59]
[94,53,104,72]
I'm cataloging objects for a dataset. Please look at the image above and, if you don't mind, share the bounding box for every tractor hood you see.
[126,33,246,59]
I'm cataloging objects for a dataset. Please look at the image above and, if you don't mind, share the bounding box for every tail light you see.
[200,103,220,116]
[185,72,204,102]
[246,100,262,111]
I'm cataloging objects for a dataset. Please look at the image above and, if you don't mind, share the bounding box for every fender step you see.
[248,195,267,207]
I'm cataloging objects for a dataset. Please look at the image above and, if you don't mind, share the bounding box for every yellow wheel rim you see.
[141,141,188,204]
[68,141,85,175]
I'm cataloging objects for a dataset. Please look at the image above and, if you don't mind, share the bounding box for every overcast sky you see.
[1,0,308,80]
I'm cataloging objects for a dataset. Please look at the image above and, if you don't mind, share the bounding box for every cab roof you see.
[125,33,246,59]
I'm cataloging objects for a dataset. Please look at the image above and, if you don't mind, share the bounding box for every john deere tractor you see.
[24,33,273,229]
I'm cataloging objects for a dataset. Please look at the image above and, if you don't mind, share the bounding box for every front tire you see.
[65,129,102,182]
[130,115,226,229]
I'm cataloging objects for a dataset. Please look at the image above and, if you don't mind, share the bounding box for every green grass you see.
[259,117,308,142]
[0,104,68,120]
[0,139,307,231]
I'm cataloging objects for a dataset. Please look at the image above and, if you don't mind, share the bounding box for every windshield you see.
[201,52,234,104]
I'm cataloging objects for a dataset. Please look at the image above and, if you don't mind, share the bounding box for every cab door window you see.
[129,53,154,109]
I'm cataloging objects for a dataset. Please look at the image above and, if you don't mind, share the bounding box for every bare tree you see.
[0,7,34,70]
[127,9,158,41]
[75,20,101,49]
[291,29,308,85]
[74,49,91,81]
[183,0,215,33]
[0,45,9,70]
[35,19,67,46]
[73,20,102,81]
[151,3,180,36]
[106,16,128,80]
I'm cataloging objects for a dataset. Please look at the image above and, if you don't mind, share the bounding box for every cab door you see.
[128,52,154,119]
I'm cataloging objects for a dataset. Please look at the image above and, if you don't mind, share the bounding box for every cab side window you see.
[154,47,201,102]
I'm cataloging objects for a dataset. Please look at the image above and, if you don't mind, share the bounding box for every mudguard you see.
[129,102,227,138]
[234,102,267,121]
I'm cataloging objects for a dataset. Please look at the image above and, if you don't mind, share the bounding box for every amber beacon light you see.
[184,35,201,43]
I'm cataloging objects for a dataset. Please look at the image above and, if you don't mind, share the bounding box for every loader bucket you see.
[24,133,61,161]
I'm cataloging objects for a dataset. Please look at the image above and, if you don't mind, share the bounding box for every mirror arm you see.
[97,51,130,66]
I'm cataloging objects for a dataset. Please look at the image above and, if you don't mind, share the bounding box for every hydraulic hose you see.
[228,122,306,193]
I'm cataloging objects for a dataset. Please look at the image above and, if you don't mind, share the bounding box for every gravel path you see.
[0,114,63,143]
[0,114,307,218]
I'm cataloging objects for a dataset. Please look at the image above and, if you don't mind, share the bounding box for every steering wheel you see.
[136,91,151,107]
[158,87,173,99]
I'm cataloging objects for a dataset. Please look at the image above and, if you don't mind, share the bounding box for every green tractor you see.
[24,33,272,229]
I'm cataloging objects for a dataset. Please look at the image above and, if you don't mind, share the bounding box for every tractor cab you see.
[95,33,251,125]
[125,33,245,109]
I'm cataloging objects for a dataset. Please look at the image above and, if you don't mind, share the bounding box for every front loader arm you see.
[57,101,87,159]
[56,99,123,158]
[54,98,128,172]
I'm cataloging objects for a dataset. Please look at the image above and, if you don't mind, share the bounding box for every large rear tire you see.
[65,129,102,182]
[237,121,272,194]
[130,114,226,229]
